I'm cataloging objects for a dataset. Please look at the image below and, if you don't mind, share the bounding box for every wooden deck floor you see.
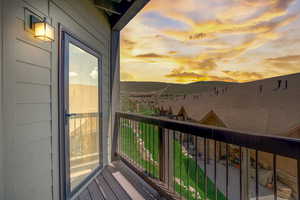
[74,161,166,200]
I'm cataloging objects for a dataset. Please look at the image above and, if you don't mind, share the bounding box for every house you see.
[1,1,300,200]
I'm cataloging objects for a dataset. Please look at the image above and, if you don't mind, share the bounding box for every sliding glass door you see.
[61,31,102,196]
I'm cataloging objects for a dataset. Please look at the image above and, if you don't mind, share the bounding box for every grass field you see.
[119,119,226,200]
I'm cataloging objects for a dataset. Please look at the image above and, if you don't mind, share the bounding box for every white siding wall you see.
[2,0,111,199]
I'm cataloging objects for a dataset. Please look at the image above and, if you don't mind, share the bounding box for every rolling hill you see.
[120,81,238,95]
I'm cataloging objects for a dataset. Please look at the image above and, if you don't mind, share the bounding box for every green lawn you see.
[120,120,159,178]
[119,120,226,200]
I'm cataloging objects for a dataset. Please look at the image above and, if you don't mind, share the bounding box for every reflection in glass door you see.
[62,32,102,194]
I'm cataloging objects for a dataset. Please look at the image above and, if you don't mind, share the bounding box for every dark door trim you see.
[58,24,103,199]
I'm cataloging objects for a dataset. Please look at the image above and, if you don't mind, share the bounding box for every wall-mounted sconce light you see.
[30,15,54,42]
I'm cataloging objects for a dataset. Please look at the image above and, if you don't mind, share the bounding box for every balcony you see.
[76,112,300,200]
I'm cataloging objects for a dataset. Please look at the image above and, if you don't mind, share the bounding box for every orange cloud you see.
[120,0,300,83]
[263,54,300,73]
[121,72,135,81]
[135,53,169,58]
[165,69,236,83]
[222,71,265,82]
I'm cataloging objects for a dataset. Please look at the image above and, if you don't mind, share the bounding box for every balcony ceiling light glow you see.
[33,20,54,42]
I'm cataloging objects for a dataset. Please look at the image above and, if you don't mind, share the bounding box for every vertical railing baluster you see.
[239,146,242,200]
[122,118,125,157]
[133,121,136,166]
[137,121,140,168]
[74,117,76,158]
[121,118,123,157]
[273,154,277,200]
[204,137,207,200]
[130,119,133,162]
[297,159,300,200]
[133,120,136,166]
[226,143,229,200]
[117,118,120,155]
[167,129,170,189]
[135,121,138,167]
[142,122,145,172]
[80,117,82,155]
[173,130,176,194]
[159,126,164,182]
[214,140,217,200]
[126,119,129,159]
[134,120,137,166]
[180,132,182,199]
[151,125,155,178]
[85,115,88,157]
[256,150,258,200]
[128,119,130,160]
[187,134,190,200]
[196,136,198,200]
[147,122,150,176]
[122,118,124,156]
[194,136,197,200]
[139,121,141,169]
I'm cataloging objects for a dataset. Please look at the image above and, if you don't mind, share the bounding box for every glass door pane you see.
[67,42,101,190]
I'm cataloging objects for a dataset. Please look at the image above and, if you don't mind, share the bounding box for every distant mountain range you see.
[120,81,238,95]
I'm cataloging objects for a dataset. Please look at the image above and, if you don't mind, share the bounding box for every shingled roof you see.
[159,73,300,137]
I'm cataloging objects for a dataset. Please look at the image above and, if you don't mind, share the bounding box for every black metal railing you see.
[113,112,300,200]
[68,112,100,188]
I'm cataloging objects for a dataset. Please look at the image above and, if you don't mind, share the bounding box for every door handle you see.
[65,113,77,118]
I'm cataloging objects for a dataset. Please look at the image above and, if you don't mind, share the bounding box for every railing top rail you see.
[116,112,300,160]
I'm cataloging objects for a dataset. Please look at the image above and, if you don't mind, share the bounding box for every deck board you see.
[96,174,119,200]
[113,162,160,200]
[76,161,164,200]
[78,189,92,200]
[102,168,132,200]
[87,181,105,200]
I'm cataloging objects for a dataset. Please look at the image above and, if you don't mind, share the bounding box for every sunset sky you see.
[120,0,300,83]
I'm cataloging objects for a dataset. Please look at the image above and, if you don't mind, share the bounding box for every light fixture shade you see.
[34,22,54,42]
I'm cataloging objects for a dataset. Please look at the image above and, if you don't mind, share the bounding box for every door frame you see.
[58,24,103,199]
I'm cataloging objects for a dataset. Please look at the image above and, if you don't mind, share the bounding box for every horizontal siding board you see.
[16,39,51,68]
[9,139,52,200]
[51,0,110,40]
[14,0,48,21]
[14,121,51,146]
[16,103,51,125]
[23,0,49,16]
[49,2,109,54]
[16,83,51,103]
[16,60,51,85]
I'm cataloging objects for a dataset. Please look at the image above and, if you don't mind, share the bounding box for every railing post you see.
[111,113,120,161]
[241,147,250,200]
[158,127,165,182]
